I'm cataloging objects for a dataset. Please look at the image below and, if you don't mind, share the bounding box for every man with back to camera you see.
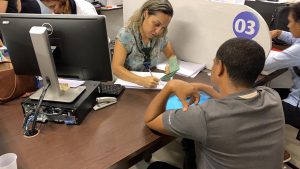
[144,38,285,169]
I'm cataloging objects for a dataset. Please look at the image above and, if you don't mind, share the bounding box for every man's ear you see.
[219,60,225,76]
[215,59,225,77]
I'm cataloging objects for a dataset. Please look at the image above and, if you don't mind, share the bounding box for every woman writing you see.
[40,0,97,15]
[112,0,176,88]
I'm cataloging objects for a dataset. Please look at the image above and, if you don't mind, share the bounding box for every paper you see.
[210,0,245,4]
[114,71,167,90]
[58,78,85,88]
[261,50,281,75]
[157,60,206,78]
[166,92,210,110]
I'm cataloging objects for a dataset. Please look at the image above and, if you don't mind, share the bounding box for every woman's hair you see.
[127,0,173,37]
[40,0,70,14]
[290,2,300,23]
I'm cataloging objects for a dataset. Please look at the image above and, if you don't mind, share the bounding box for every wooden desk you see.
[0,73,210,169]
[0,67,288,169]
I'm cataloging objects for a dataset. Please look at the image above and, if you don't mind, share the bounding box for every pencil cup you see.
[0,153,17,169]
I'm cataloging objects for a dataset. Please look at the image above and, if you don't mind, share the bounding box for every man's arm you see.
[192,83,221,99]
[144,80,200,135]
[144,83,173,135]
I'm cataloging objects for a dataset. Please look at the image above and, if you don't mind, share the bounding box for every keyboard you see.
[99,83,125,97]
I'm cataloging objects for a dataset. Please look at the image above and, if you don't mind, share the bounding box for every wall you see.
[124,0,271,69]
[102,9,123,40]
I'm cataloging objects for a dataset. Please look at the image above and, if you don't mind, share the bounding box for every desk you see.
[0,73,210,169]
[0,66,288,169]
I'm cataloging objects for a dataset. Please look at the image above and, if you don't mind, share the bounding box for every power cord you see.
[23,77,51,137]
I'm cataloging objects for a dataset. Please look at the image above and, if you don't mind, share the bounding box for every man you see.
[144,38,285,169]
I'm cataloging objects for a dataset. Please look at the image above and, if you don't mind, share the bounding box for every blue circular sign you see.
[233,11,260,39]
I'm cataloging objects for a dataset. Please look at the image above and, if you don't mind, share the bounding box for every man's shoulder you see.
[201,86,281,114]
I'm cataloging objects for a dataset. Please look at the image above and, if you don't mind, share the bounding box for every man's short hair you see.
[216,38,265,86]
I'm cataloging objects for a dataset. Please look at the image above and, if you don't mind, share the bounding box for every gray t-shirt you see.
[163,86,284,169]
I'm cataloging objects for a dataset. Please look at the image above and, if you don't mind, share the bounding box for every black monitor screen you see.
[0,14,112,81]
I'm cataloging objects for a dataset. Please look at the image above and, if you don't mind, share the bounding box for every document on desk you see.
[114,71,167,90]
[157,60,206,78]
[58,78,85,88]
[261,50,281,75]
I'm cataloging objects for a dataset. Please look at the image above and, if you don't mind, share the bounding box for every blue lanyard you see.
[132,28,153,69]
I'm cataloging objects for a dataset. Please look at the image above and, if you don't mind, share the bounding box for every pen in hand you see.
[148,68,153,77]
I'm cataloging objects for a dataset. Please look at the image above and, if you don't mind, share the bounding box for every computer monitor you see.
[0,14,113,102]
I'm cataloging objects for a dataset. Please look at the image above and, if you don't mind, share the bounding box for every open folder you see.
[166,92,210,110]
[114,71,168,90]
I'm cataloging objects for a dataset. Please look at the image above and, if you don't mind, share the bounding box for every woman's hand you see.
[138,76,160,88]
[165,64,170,74]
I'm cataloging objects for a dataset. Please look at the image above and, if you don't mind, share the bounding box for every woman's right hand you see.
[139,76,160,88]
[270,30,282,39]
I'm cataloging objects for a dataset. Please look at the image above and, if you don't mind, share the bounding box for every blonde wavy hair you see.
[40,0,71,14]
[127,0,173,37]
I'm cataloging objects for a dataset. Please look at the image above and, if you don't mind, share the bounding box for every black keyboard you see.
[99,83,125,97]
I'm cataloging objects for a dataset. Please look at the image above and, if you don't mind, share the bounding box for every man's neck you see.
[218,80,251,98]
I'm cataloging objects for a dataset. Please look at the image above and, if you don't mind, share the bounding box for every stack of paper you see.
[157,60,206,78]
[114,71,167,90]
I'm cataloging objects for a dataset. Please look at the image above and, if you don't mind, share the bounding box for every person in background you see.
[0,0,21,46]
[144,38,284,169]
[112,0,176,88]
[21,0,41,13]
[265,2,300,131]
[264,2,300,162]
[40,0,97,15]
[0,0,21,13]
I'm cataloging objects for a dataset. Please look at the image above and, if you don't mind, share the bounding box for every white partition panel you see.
[123,0,271,69]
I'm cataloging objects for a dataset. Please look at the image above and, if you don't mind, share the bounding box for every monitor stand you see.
[28,26,85,103]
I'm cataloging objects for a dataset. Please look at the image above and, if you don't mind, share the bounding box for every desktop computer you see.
[0,14,113,130]
[21,81,100,125]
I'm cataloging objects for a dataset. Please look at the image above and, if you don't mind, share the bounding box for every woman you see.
[0,0,21,46]
[40,0,97,15]
[0,0,21,13]
[112,0,176,88]
[21,0,41,14]
[264,2,300,130]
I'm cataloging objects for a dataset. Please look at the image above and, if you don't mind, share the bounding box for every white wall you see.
[124,0,271,69]
[102,9,123,40]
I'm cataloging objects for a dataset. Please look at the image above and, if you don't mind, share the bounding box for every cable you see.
[23,77,51,137]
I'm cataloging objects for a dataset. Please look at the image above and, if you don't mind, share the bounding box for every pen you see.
[148,68,153,77]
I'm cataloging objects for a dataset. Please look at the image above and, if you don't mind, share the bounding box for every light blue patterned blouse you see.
[116,26,169,71]
[264,31,300,107]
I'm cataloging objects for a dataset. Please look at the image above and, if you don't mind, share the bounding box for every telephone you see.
[93,97,117,110]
